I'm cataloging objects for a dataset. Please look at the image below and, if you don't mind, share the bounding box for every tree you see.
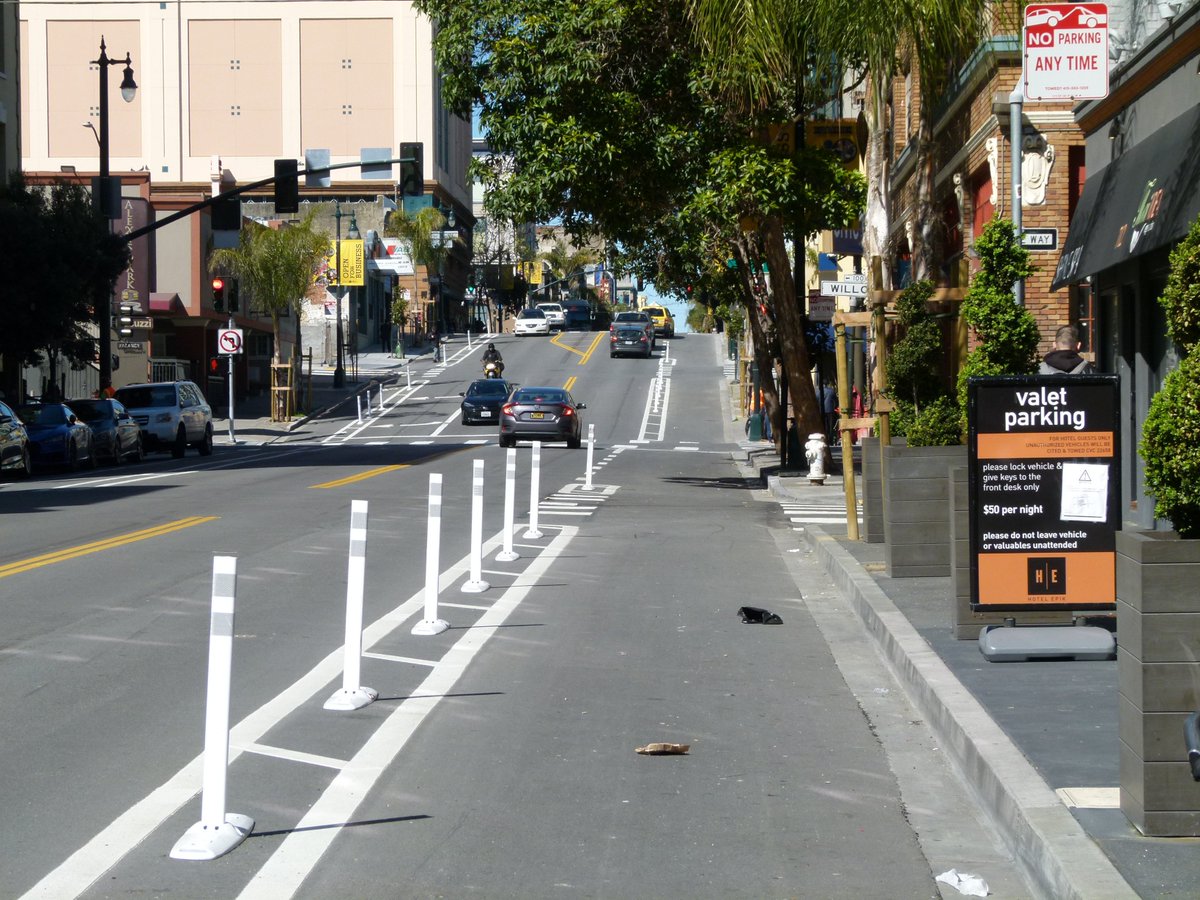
[540,238,599,302]
[209,211,328,418]
[956,216,1040,429]
[417,0,864,443]
[0,177,129,399]
[383,204,459,331]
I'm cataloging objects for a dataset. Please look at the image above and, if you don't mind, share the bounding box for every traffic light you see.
[400,142,424,196]
[209,356,223,375]
[274,159,299,213]
[227,278,240,313]
[212,276,225,312]
[116,301,136,335]
[211,192,241,231]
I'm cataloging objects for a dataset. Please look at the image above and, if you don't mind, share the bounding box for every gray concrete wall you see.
[883,444,966,578]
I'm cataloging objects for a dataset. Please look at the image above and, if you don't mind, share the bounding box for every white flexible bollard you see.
[462,460,490,593]
[170,556,254,860]
[524,441,543,539]
[405,363,412,389]
[496,448,520,561]
[378,384,384,411]
[583,423,596,491]
[356,394,363,424]
[412,474,450,635]
[325,501,379,710]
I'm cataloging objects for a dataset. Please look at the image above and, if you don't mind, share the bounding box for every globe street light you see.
[93,37,137,392]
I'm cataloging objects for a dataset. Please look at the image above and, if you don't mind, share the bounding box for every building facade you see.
[20,1,471,393]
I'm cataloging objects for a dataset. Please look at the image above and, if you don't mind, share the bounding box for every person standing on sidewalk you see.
[379,318,392,354]
[1039,324,1094,375]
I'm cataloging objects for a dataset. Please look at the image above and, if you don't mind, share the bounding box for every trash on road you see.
[737,606,783,624]
[635,743,690,755]
[935,869,989,897]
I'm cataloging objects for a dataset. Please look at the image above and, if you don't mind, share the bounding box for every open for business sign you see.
[968,375,1119,611]
[1024,3,1109,101]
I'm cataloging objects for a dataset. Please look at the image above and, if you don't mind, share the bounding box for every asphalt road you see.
[0,333,1026,898]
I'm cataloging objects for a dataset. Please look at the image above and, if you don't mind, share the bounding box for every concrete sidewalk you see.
[745,446,1197,899]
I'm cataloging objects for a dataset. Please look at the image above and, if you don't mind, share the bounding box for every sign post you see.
[968,375,1120,660]
[218,327,243,443]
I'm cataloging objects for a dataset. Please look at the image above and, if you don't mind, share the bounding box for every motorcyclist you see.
[482,342,504,377]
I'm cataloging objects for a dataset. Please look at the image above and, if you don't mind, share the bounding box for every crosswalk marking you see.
[777,501,862,530]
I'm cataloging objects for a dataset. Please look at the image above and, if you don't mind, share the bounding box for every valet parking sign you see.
[968,376,1120,611]
[1024,3,1109,101]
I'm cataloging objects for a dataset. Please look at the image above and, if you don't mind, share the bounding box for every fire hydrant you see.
[805,432,827,484]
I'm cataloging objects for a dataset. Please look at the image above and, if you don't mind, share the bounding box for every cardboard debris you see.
[635,743,690,755]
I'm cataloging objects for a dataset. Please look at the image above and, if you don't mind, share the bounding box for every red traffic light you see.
[209,356,222,374]
[211,277,226,312]
[211,276,225,291]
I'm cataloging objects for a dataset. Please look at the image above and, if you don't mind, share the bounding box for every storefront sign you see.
[968,375,1119,611]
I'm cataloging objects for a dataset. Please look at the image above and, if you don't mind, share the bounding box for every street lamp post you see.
[347,211,361,378]
[93,37,137,392]
[434,203,456,334]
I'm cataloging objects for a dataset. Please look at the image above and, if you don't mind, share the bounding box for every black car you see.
[68,398,145,465]
[499,386,586,448]
[0,399,32,478]
[460,379,513,425]
[610,325,652,358]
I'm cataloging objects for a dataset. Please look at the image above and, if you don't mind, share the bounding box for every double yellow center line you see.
[0,516,219,579]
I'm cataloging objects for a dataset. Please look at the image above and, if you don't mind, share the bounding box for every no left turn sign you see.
[218,328,244,355]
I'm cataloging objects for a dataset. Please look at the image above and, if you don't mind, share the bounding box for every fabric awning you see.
[148,292,180,313]
[1052,104,1200,290]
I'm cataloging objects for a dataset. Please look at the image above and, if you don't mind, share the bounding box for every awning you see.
[1051,104,1200,290]
[149,292,181,313]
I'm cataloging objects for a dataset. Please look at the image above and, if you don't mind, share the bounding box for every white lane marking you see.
[237,529,577,899]
[19,526,572,900]
[235,743,348,771]
[362,652,438,667]
[51,470,199,490]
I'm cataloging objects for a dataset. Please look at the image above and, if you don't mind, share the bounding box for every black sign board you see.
[968,375,1120,611]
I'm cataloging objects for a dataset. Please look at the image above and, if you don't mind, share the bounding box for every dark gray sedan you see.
[498,386,585,449]
[68,398,144,465]
[460,379,513,425]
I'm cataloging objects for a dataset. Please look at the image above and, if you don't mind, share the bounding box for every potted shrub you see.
[1119,214,1200,836]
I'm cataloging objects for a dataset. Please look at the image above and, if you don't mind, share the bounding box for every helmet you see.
[488,343,496,350]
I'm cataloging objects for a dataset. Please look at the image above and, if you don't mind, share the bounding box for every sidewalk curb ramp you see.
[804,523,1136,900]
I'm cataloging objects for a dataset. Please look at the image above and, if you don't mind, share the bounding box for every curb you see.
[803,523,1136,900]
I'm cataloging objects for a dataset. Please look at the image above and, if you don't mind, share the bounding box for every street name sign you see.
[820,272,867,298]
[1024,3,1109,101]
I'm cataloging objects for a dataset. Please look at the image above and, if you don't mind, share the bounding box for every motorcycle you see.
[483,360,504,379]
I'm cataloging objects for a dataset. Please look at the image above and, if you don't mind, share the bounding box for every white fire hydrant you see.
[805,432,827,484]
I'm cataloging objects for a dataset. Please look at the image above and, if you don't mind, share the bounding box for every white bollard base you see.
[461,579,490,594]
[323,685,379,711]
[412,618,450,636]
[522,529,543,539]
[495,550,520,562]
[170,813,254,861]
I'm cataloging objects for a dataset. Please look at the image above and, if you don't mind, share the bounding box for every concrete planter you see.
[883,443,966,578]
[1117,529,1200,836]
[861,437,903,543]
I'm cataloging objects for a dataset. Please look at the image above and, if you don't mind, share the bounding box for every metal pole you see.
[96,40,113,392]
[334,202,346,387]
[227,314,235,443]
[1009,85,1025,306]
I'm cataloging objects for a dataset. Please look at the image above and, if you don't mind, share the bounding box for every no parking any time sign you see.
[1023,3,1109,101]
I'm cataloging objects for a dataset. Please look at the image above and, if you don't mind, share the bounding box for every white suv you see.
[536,302,566,330]
[114,381,214,458]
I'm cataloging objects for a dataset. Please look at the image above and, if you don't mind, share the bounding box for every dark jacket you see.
[1039,350,1094,375]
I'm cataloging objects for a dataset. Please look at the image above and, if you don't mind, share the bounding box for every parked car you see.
[14,402,96,471]
[460,379,514,425]
[562,301,592,331]
[642,304,675,338]
[499,386,586,448]
[611,310,655,348]
[610,325,652,358]
[514,307,551,336]
[114,381,214,458]
[0,399,33,478]
[536,302,566,330]
[68,398,144,465]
